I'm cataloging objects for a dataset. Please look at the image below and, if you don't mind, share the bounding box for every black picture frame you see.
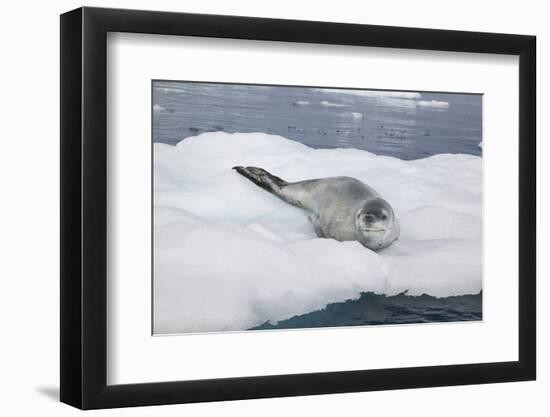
[60,6,536,410]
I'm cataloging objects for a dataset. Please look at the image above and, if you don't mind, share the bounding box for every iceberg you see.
[154,132,482,333]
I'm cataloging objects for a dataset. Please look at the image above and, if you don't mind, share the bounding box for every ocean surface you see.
[251,292,482,330]
[152,80,482,330]
[153,80,482,160]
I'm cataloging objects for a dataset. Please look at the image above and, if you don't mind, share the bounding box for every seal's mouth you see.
[360,227,386,233]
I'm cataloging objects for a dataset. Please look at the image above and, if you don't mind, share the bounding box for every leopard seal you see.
[233,166,400,250]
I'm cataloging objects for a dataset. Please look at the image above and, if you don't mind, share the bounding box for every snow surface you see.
[154,132,482,333]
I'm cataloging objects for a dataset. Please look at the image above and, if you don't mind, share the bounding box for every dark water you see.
[153,80,482,160]
[251,292,482,330]
[153,80,482,327]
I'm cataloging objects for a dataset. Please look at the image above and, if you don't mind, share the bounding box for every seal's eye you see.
[381,213,387,220]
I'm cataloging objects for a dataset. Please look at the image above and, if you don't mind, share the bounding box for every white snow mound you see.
[154,132,482,333]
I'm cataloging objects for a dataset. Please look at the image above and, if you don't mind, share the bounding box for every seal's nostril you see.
[363,213,375,222]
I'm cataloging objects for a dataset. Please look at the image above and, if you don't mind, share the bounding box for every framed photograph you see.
[60,6,536,409]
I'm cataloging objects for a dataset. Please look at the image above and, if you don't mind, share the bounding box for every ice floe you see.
[154,132,481,333]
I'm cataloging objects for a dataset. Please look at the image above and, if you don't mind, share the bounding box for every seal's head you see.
[355,197,400,251]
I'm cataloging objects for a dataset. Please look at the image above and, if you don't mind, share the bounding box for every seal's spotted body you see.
[233,166,400,251]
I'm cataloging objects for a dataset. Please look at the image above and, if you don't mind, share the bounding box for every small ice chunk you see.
[417,100,450,109]
[320,100,348,107]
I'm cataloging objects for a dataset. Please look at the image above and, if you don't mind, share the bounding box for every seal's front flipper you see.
[233,166,307,209]
[308,214,325,238]
[232,166,287,194]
